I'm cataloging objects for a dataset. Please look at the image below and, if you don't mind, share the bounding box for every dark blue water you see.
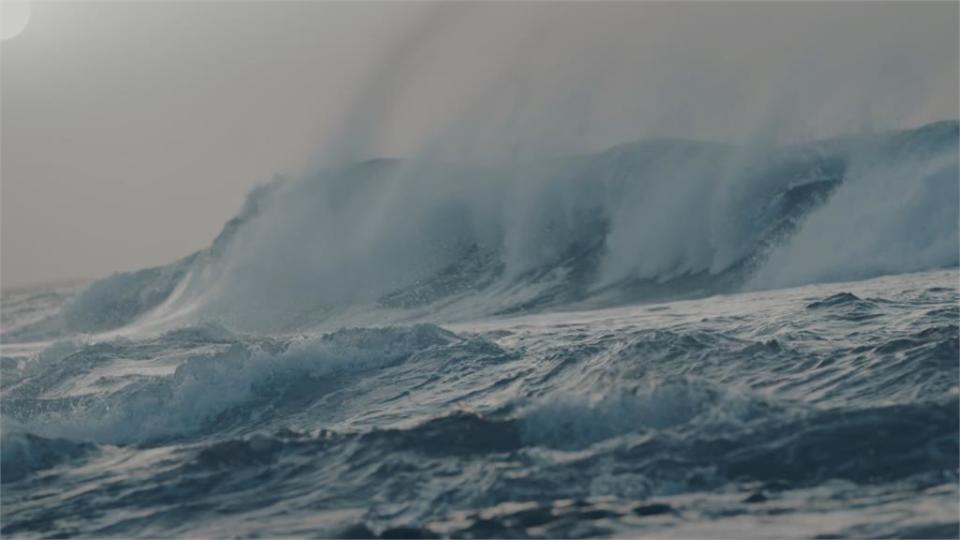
[2,270,957,538]
[2,122,957,537]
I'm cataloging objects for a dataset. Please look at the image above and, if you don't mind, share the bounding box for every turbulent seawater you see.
[1,122,958,538]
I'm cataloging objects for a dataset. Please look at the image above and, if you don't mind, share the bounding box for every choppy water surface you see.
[2,122,958,537]
[2,270,957,538]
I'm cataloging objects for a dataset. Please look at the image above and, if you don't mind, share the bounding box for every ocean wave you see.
[3,269,957,536]
[9,121,954,339]
[1,427,98,484]
[4,325,501,445]
[520,380,787,450]
[105,388,955,533]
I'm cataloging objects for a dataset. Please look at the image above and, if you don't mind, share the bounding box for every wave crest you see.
[15,121,956,337]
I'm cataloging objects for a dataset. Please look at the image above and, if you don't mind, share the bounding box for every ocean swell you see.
[5,121,956,338]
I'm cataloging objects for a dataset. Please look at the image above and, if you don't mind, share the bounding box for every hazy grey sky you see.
[2,1,957,289]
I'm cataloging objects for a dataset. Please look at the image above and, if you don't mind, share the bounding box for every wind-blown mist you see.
[6,3,953,337]
[4,5,958,538]
[11,119,947,339]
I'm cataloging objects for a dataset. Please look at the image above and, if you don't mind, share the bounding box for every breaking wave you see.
[3,324,500,445]
[5,121,958,338]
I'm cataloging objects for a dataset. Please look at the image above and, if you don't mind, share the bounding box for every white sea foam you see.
[32,122,956,338]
